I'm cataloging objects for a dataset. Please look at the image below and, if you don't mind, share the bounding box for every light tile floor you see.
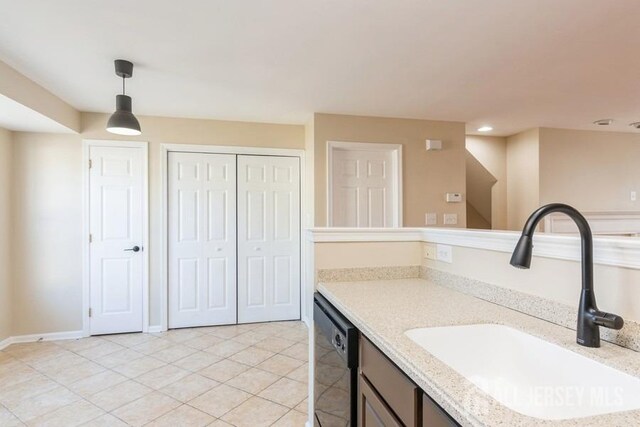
[0,321,309,426]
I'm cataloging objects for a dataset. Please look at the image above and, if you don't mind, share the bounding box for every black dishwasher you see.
[314,292,358,426]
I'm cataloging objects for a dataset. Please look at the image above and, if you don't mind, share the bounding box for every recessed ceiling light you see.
[593,119,613,126]
[477,126,493,132]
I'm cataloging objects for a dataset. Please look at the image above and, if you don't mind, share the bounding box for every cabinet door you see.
[359,373,402,427]
[423,393,459,427]
[360,336,419,426]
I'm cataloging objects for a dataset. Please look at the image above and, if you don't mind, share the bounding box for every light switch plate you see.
[425,212,437,225]
[443,213,458,225]
[436,244,453,263]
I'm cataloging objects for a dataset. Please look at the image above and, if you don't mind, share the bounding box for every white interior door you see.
[330,146,398,227]
[89,145,145,335]
[168,152,237,328]
[237,155,301,323]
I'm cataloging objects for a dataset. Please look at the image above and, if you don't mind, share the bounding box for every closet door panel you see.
[237,155,300,323]
[168,152,237,328]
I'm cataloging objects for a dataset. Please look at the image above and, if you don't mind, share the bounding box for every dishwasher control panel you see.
[331,326,347,356]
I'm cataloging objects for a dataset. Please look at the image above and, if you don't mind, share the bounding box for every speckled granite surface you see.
[423,267,640,352]
[317,265,421,282]
[318,279,640,427]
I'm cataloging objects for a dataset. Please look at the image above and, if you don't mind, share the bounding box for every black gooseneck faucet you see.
[510,203,624,348]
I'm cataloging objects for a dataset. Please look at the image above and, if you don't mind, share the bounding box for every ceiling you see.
[1,0,639,136]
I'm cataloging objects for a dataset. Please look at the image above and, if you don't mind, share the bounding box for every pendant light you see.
[106,59,142,136]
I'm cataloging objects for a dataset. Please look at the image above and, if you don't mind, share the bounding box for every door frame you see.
[326,140,403,227]
[160,144,306,332]
[82,139,150,337]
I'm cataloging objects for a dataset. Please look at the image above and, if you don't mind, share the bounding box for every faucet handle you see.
[592,311,624,330]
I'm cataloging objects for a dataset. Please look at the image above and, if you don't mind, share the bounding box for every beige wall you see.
[313,113,467,228]
[539,127,640,212]
[11,113,304,335]
[506,128,539,230]
[304,120,315,228]
[11,133,83,335]
[314,241,423,270]
[468,127,640,232]
[0,128,12,341]
[424,244,640,324]
[466,202,490,229]
[0,60,80,132]
[466,135,507,230]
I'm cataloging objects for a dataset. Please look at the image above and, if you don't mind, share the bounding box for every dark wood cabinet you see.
[358,335,459,427]
[360,336,419,426]
[359,373,402,427]
[422,393,458,427]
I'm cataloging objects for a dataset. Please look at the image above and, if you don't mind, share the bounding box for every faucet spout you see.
[510,203,624,348]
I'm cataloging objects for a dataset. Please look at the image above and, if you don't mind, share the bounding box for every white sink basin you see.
[405,324,640,420]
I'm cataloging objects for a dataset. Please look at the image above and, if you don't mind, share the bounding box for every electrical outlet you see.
[436,244,453,263]
[425,212,437,226]
[424,243,437,260]
[443,213,458,225]
[632,191,637,202]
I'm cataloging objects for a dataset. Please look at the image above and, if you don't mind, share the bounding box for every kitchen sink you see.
[405,324,640,420]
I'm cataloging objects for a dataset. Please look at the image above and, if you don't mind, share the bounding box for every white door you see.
[237,155,300,323]
[89,145,145,335]
[330,146,398,227]
[168,152,237,328]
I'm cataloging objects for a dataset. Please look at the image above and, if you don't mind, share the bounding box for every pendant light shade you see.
[106,60,142,136]
[107,95,141,135]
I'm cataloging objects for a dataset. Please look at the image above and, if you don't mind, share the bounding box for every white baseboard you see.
[0,330,83,350]
[302,315,311,329]
[147,325,162,333]
[0,337,11,351]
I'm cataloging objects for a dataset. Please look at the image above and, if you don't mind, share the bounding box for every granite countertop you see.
[317,279,640,427]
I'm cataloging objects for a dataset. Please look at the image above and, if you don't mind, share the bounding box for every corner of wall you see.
[506,128,541,230]
[0,127,14,342]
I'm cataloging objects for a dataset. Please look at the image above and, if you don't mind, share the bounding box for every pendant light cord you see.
[122,76,126,95]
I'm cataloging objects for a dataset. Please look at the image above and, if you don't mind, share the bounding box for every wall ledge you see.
[306,227,425,242]
[306,227,640,270]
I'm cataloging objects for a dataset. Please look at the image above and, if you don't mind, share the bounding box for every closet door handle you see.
[254,247,262,251]
[124,246,141,252]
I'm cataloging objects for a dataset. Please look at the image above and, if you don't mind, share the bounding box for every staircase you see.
[465,150,497,229]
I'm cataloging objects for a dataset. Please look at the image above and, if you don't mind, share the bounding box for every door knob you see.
[124,246,141,252]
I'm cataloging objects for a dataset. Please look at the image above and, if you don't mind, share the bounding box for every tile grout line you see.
[0,321,308,426]
[2,342,105,423]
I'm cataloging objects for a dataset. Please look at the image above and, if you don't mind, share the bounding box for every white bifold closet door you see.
[168,152,237,328]
[237,155,301,323]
